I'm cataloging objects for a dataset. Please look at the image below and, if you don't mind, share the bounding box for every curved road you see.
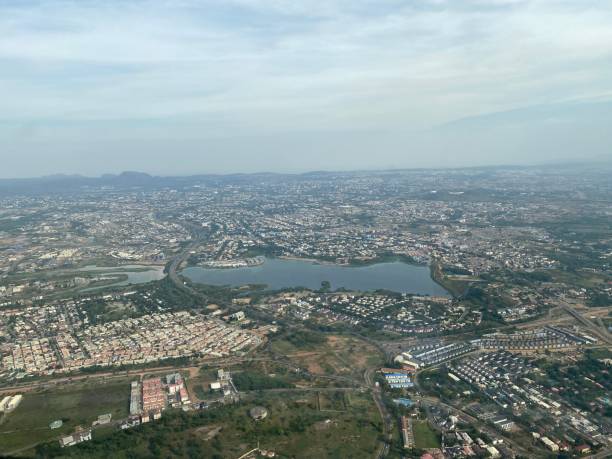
[167,238,203,296]
[365,368,392,458]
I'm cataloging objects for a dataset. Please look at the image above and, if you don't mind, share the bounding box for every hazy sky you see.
[1,0,612,177]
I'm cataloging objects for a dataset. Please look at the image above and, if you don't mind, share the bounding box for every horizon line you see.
[1,158,611,181]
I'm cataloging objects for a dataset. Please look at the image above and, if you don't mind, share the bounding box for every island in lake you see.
[199,256,265,269]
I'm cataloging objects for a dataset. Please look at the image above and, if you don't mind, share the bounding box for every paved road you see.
[560,302,612,345]
[0,351,347,396]
[365,368,392,459]
[413,368,534,457]
[239,387,362,395]
[166,221,215,296]
[167,239,202,296]
[415,395,533,457]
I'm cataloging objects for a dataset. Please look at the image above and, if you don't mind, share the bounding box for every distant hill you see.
[0,171,155,195]
[0,161,609,196]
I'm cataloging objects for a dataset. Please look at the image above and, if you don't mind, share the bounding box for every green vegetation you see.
[533,351,612,416]
[412,420,440,449]
[269,331,384,383]
[347,253,423,267]
[320,280,331,292]
[317,391,349,411]
[588,291,611,307]
[443,265,473,276]
[192,384,209,401]
[143,277,203,309]
[0,380,129,456]
[543,269,609,289]
[284,330,326,348]
[232,371,294,391]
[34,391,380,459]
[430,261,470,298]
[585,348,612,360]
[417,368,480,403]
[80,299,115,325]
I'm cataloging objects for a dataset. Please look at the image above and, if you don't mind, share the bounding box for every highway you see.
[167,238,203,296]
[166,221,214,296]
[560,302,612,345]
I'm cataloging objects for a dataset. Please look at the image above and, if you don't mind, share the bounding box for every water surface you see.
[77,264,165,291]
[181,258,449,296]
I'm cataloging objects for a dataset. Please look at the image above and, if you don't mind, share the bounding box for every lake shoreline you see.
[180,256,450,297]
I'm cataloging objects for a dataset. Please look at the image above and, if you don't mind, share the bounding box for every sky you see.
[1,0,611,178]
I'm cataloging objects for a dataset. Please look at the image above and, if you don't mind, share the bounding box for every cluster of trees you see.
[147,277,202,309]
[34,399,334,459]
[35,409,233,459]
[285,330,326,348]
[443,265,473,276]
[79,299,109,325]
[587,291,611,307]
[536,352,611,415]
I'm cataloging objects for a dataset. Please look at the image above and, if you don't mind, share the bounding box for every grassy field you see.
[36,390,381,458]
[0,330,387,457]
[185,368,216,402]
[318,391,349,412]
[0,379,129,456]
[192,331,384,395]
[412,420,440,449]
[191,384,210,401]
[271,333,384,382]
[546,269,609,289]
[252,392,379,458]
[191,359,312,398]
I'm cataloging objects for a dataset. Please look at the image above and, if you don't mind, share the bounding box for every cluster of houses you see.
[59,427,92,448]
[395,341,474,369]
[400,416,415,449]
[446,351,608,455]
[127,373,191,427]
[475,326,596,352]
[260,292,479,338]
[1,312,260,376]
[449,351,532,410]
[420,406,514,458]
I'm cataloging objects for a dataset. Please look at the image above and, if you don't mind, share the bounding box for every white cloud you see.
[0,0,611,175]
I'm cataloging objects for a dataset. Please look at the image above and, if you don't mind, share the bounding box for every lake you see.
[180,258,449,296]
[76,264,166,291]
